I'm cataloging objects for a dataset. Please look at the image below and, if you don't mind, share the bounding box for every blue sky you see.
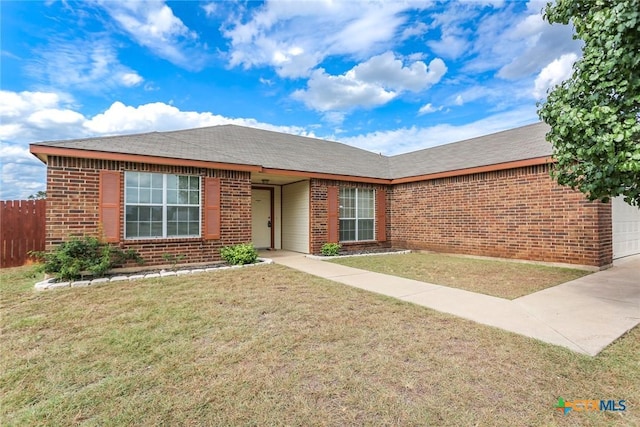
[1,0,582,199]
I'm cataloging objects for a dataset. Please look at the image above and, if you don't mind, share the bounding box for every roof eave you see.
[261,167,391,184]
[29,144,262,173]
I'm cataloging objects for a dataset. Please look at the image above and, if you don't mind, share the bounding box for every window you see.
[125,172,200,239]
[339,188,374,241]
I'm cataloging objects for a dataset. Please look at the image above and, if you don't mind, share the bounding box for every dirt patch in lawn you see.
[329,252,592,299]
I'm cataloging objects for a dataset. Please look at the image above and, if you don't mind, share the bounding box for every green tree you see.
[537,0,640,206]
[28,190,46,200]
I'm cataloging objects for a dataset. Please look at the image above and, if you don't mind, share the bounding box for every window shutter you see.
[99,170,121,243]
[204,177,221,239]
[327,186,339,243]
[376,188,387,242]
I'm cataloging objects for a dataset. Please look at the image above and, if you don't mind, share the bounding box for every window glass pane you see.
[358,189,374,219]
[188,207,199,221]
[152,173,163,188]
[167,175,177,189]
[178,190,189,204]
[339,188,356,218]
[125,172,138,187]
[151,207,162,221]
[139,207,151,221]
[339,219,356,241]
[189,190,199,205]
[188,221,199,235]
[139,173,151,188]
[139,222,151,237]
[177,222,188,235]
[178,207,188,221]
[152,189,163,204]
[179,176,189,189]
[167,222,177,236]
[139,188,151,203]
[167,189,177,204]
[358,219,374,240]
[167,206,177,221]
[126,222,138,238]
[190,176,199,190]
[126,188,138,203]
[151,222,163,236]
[126,206,138,221]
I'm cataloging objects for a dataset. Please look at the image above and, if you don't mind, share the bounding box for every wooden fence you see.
[1,199,46,268]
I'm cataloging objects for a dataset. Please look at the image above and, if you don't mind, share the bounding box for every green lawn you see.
[329,252,592,299]
[1,265,637,426]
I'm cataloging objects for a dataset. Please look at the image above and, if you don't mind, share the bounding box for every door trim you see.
[252,186,274,249]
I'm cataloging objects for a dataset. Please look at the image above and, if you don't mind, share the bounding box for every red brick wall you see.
[46,157,251,267]
[309,179,391,254]
[390,164,612,267]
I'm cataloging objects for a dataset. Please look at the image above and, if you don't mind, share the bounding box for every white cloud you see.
[497,22,579,79]
[0,90,320,199]
[418,103,442,115]
[533,53,577,99]
[26,39,144,91]
[120,72,144,87]
[456,0,580,79]
[292,52,446,112]
[222,0,425,78]
[340,105,539,155]
[323,111,346,125]
[292,69,397,112]
[353,52,446,92]
[202,2,217,17]
[1,157,47,200]
[428,34,470,60]
[98,1,206,70]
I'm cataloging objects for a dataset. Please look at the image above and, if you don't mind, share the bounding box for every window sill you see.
[124,236,203,244]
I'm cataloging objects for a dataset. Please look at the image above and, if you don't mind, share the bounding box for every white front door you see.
[252,189,272,249]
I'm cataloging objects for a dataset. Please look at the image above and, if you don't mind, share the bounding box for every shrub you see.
[31,237,143,281]
[220,243,258,265]
[321,243,342,256]
[162,253,185,271]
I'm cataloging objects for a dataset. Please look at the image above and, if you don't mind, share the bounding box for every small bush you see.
[162,253,186,270]
[220,243,258,265]
[321,243,342,256]
[31,237,143,281]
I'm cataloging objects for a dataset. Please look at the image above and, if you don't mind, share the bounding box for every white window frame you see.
[339,187,375,242]
[124,172,201,240]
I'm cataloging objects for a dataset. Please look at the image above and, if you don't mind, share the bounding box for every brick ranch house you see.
[29,122,640,269]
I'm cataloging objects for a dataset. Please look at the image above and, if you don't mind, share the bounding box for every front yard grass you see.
[329,252,592,299]
[2,264,637,426]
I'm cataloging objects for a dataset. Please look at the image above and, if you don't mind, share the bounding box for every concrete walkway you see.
[265,251,640,356]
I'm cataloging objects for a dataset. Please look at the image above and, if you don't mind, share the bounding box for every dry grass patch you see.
[1,265,637,426]
[330,252,592,299]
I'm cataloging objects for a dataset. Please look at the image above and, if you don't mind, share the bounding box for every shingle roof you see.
[34,124,391,179]
[31,122,552,180]
[389,122,552,178]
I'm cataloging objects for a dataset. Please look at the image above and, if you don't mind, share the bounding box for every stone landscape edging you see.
[34,258,274,291]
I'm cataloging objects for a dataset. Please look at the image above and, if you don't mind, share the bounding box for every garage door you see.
[612,196,640,259]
